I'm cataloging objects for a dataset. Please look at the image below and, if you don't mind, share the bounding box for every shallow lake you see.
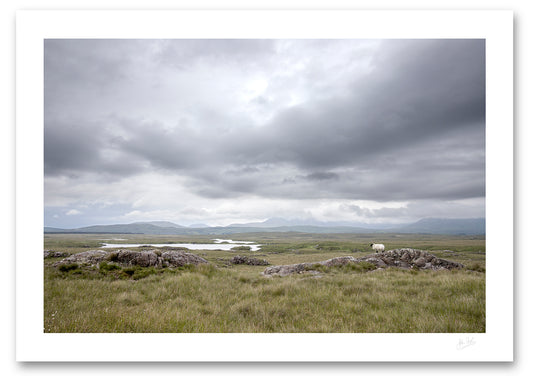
[100,238,261,251]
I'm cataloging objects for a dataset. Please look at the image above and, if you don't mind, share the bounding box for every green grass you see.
[44,233,485,333]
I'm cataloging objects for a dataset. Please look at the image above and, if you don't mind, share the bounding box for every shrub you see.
[231,246,251,251]
[196,264,218,278]
[355,261,378,272]
[175,264,196,272]
[131,267,157,280]
[303,263,326,273]
[468,262,485,272]
[58,263,79,272]
[122,267,137,277]
[119,266,159,280]
[106,252,119,262]
[99,262,121,272]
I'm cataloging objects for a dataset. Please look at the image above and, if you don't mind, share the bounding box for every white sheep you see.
[371,243,385,253]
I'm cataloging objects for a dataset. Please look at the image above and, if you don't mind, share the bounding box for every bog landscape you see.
[44,39,486,333]
[44,219,485,333]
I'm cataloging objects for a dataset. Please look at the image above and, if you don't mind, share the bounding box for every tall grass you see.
[44,265,485,333]
[44,233,485,333]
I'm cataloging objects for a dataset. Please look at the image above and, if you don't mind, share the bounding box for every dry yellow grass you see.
[44,233,485,333]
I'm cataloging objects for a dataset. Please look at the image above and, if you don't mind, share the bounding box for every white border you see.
[16,10,513,362]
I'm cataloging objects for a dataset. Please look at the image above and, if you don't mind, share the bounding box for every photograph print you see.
[43,38,486,334]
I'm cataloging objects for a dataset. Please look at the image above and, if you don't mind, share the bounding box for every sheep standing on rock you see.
[371,243,385,253]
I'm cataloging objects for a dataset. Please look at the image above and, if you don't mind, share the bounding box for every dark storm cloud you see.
[44,39,485,204]
[44,118,146,178]
[44,39,142,114]
[44,118,102,175]
[248,39,485,169]
[180,40,485,201]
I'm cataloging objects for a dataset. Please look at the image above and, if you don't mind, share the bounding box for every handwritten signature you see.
[457,337,476,350]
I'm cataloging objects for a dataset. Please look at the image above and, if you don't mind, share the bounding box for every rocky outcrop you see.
[262,262,316,276]
[111,249,161,267]
[54,250,109,266]
[53,249,208,268]
[321,256,359,267]
[263,256,363,277]
[357,248,464,270]
[44,250,70,258]
[160,250,208,267]
[262,249,464,276]
[229,255,270,266]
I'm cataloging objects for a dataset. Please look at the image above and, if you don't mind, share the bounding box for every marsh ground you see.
[44,232,485,333]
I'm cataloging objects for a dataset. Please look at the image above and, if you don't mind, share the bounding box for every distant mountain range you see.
[135,221,185,228]
[44,217,485,235]
[393,217,486,235]
[227,217,393,229]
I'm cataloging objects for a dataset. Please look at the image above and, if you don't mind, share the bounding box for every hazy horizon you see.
[44,216,486,230]
[44,39,485,229]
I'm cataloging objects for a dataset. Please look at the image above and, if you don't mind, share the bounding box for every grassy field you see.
[44,233,485,333]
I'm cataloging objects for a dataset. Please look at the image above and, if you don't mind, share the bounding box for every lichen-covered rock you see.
[53,249,208,268]
[230,255,269,266]
[353,249,464,270]
[44,250,70,258]
[53,250,109,266]
[414,257,427,267]
[263,262,312,277]
[263,256,358,276]
[112,250,161,267]
[262,249,464,276]
[160,250,208,267]
[361,256,387,268]
[321,256,357,267]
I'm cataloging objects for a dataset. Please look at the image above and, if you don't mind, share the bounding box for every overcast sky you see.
[44,39,485,228]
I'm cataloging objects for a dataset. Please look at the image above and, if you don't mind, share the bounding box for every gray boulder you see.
[229,255,270,266]
[263,249,464,276]
[53,249,208,268]
[53,250,109,266]
[111,249,161,267]
[262,262,313,277]
[160,250,208,267]
[44,250,70,258]
[321,256,357,267]
[356,249,464,270]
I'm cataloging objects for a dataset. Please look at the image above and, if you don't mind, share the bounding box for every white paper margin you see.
[16,10,513,362]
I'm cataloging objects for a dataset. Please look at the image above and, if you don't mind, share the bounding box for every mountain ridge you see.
[44,217,485,235]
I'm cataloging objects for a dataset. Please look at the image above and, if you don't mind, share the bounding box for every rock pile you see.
[229,255,270,266]
[111,249,161,267]
[262,249,464,277]
[262,262,316,276]
[357,248,464,270]
[53,250,108,266]
[262,256,358,277]
[159,250,208,267]
[53,249,208,268]
[44,250,70,258]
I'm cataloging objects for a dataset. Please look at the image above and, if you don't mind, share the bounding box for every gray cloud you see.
[250,40,485,168]
[44,39,485,226]
[154,39,277,69]
[305,172,340,181]
[44,117,147,179]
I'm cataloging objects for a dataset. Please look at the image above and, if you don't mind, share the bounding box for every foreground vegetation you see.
[44,233,485,333]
